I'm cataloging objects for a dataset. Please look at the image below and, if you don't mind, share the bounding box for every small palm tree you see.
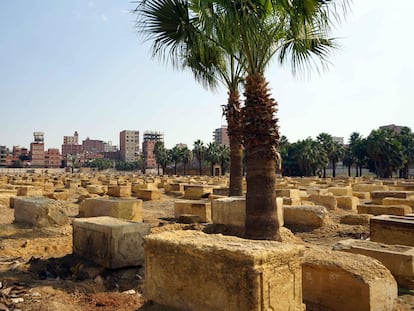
[169,146,181,175]
[205,142,220,176]
[180,146,193,175]
[192,139,205,176]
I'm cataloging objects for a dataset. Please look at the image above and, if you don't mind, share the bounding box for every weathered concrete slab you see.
[303,248,397,311]
[340,213,371,225]
[336,195,359,210]
[371,191,414,204]
[328,186,352,196]
[370,215,414,247]
[334,239,414,289]
[174,199,211,222]
[79,197,142,221]
[72,216,150,269]
[284,205,328,229]
[107,185,131,197]
[14,196,69,226]
[212,197,283,231]
[183,184,213,199]
[134,189,161,201]
[357,204,411,216]
[307,194,337,210]
[144,231,305,311]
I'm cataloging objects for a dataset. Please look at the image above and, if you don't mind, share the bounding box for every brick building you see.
[213,126,229,146]
[142,131,163,169]
[30,132,45,167]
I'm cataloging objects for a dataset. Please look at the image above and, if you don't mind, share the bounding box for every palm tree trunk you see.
[332,161,336,178]
[243,74,280,240]
[226,91,243,196]
[198,159,202,175]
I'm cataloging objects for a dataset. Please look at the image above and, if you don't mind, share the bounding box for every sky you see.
[1,1,413,150]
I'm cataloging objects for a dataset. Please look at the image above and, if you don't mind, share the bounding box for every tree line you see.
[281,127,414,179]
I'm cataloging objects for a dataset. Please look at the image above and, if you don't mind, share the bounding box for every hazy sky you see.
[1,1,413,150]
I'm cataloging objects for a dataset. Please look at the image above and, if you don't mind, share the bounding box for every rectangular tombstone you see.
[16,185,44,196]
[382,197,414,208]
[284,205,328,229]
[211,197,284,229]
[370,215,414,247]
[336,196,359,211]
[72,216,150,269]
[307,194,337,210]
[174,199,211,222]
[327,186,352,196]
[370,191,414,204]
[14,196,69,226]
[134,189,161,201]
[353,191,371,200]
[334,239,414,289]
[352,184,388,192]
[107,185,131,197]
[79,197,142,221]
[276,189,301,200]
[183,184,214,199]
[144,231,305,311]
[357,204,411,216]
[303,249,397,311]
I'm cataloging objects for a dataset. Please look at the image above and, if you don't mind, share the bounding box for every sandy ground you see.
[0,192,413,311]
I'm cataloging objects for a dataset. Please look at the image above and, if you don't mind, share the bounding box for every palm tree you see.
[169,146,181,175]
[217,144,230,175]
[349,132,366,177]
[317,132,334,178]
[192,139,205,175]
[137,0,348,240]
[153,140,169,175]
[180,146,193,175]
[366,128,404,178]
[135,0,245,196]
[330,141,344,178]
[205,142,220,176]
[396,127,414,179]
[342,146,353,177]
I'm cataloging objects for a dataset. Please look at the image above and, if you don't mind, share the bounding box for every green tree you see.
[180,146,193,175]
[137,0,348,240]
[396,127,414,179]
[349,132,366,177]
[205,142,220,176]
[193,140,206,175]
[169,146,181,175]
[217,144,230,175]
[366,128,404,178]
[342,146,353,177]
[136,0,245,195]
[154,141,170,175]
[317,132,334,178]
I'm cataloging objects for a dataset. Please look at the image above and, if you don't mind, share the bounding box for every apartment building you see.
[62,131,82,156]
[45,148,61,168]
[0,145,8,167]
[82,138,105,153]
[213,126,230,146]
[142,131,163,169]
[30,132,45,167]
[120,130,140,162]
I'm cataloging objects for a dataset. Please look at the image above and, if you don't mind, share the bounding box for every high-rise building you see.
[213,126,229,146]
[142,131,163,169]
[62,131,82,156]
[120,130,140,162]
[30,132,45,167]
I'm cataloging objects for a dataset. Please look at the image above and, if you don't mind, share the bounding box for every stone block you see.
[328,186,352,196]
[382,197,414,208]
[132,182,157,192]
[144,231,305,311]
[370,191,414,204]
[357,204,411,216]
[107,185,131,197]
[174,199,211,222]
[284,205,328,229]
[336,196,359,210]
[302,248,397,311]
[0,190,17,207]
[134,189,161,201]
[353,191,371,200]
[14,196,69,226]
[79,197,142,221]
[307,194,337,210]
[334,239,414,289]
[86,185,108,195]
[16,185,43,196]
[282,197,302,206]
[352,184,388,192]
[164,183,184,193]
[183,184,213,199]
[44,190,69,201]
[276,189,301,200]
[212,197,284,230]
[72,216,150,269]
[340,213,371,225]
[370,215,414,247]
